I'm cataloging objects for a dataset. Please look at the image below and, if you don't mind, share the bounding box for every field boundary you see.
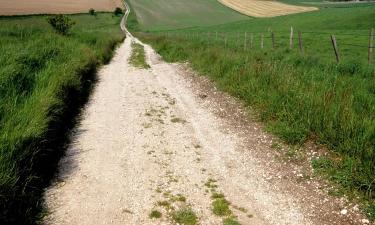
[156,28,375,65]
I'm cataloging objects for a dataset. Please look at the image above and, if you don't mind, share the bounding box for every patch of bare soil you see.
[0,0,122,15]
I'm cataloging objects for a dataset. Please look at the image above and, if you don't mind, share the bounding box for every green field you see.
[0,13,124,224]
[128,0,375,219]
[127,0,248,31]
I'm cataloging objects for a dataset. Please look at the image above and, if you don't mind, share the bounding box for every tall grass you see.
[137,32,375,216]
[0,13,124,224]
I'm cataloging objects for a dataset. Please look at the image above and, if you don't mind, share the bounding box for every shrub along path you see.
[43,32,371,224]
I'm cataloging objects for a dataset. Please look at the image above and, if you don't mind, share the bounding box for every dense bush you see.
[89,8,96,16]
[114,7,123,16]
[47,15,75,35]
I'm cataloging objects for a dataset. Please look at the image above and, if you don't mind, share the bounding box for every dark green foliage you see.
[367,203,375,220]
[47,15,75,35]
[0,13,124,224]
[114,7,123,16]
[89,8,96,16]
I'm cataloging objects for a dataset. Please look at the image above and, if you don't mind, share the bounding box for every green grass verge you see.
[0,13,124,224]
[129,42,150,69]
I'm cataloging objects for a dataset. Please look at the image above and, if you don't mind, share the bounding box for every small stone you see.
[361,219,369,224]
[340,209,347,215]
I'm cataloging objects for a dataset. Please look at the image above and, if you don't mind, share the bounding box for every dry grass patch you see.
[218,0,317,17]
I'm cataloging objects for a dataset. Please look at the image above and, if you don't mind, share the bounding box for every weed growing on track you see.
[212,198,231,216]
[223,217,241,225]
[129,42,150,69]
[203,178,241,224]
[149,210,162,219]
[171,208,198,225]
[0,13,124,224]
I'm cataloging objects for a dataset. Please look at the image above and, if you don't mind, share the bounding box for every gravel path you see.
[43,8,371,224]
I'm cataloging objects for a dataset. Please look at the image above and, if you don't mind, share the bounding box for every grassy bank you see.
[0,13,124,224]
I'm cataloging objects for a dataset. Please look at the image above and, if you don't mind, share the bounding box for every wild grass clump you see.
[129,42,150,69]
[137,32,375,217]
[47,15,75,35]
[171,208,198,225]
[223,217,241,225]
[0,13,124,224]
[212,198,231,216]
[149,210,162,219]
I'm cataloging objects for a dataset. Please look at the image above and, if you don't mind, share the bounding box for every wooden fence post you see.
[261,33,264,49]
[271,32,275,49]
[237,32,240,47]
[369,28,374,65]
[298,31,304,55]
[290,26,294,49]
[244,32,247,50]
[250,33,253,49]
[331,34,340,63]
[215,31,218,41]
[225,33,227,48]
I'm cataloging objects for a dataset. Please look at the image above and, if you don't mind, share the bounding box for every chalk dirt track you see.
[43,15,370,225]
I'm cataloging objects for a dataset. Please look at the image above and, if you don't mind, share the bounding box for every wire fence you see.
[152,27,375,65]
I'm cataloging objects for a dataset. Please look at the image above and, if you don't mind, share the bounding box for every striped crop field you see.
[218,0,318,17]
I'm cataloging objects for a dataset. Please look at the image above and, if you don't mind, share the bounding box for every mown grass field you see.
[127,0,375,219]
[0,13,124,224]
[127,0,247,31]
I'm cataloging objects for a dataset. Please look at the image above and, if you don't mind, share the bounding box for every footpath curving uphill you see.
[43,3,370,225]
